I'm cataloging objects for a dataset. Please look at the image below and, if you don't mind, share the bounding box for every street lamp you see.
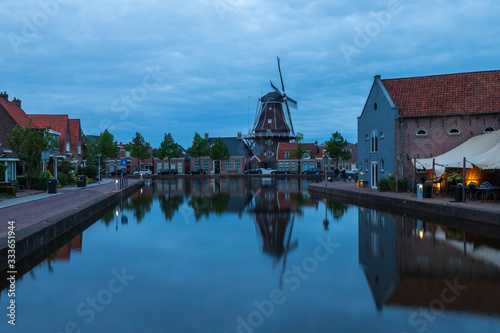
[96,153,102,184]
[322,153,329,187]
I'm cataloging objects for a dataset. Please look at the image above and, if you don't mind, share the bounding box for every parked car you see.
[301,168,322,175]
[344,169,358,180]
[107,169,125,176]
[271,168,290,175]
[133,169,152,176]
[159,169,178,175]
[188,169,206,175]
[245,168,262,175]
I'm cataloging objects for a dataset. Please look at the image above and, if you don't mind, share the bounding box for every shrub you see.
[377,178,391,192]
[57,173,71,186]
[0,163,6,181]
[378,176,408,192]
[0,186,16,196]
[18,176,48,191]
[77,165,98,180]
[398,178,408,191]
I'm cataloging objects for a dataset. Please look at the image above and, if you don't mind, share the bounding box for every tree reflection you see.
[158,195,184,222]
[188,195,211,221]
[211,193,230,216]
[327,200,349,221]
[127,192,153,222]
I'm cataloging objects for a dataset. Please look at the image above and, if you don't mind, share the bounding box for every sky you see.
[1,0,499,149]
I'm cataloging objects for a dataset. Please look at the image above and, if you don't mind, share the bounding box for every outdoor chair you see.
[9,179,25,192]
[467,182,479,200]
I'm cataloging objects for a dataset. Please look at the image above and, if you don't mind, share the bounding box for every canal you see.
[2,178,500,333]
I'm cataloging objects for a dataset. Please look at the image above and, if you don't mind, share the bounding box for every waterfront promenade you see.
[0,179,143,239]
[308,181,500,225]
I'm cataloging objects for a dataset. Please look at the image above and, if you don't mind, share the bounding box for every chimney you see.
[204,133,209,140]
[12,97,21,108]
[315,141,318,145]
[237,132,242,139]
[0,91,8,102]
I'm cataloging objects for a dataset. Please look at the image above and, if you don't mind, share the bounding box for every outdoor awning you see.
[414,130,500,177]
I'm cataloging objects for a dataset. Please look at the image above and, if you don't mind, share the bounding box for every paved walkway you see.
[309,181,500,215]
[0,179,137,239]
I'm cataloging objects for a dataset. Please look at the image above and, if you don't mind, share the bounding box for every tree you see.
[290,133,308,174]
[324,131,352,169]
[131,132,151,170]
[209,137,230,174]
[6,119,55,189]
[158,133,181,171]
[86,129,119,162]
[187,132,209,171]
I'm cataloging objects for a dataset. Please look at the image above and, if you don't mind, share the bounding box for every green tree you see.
[158,133,181,171]
[187,132,209,171]
[209,137,230,174]
[6,119,55,189]
[325,131,352,169]
[290,133,308,174]
[131,132,151,170]
[0,163,7,181]
[86,129,120,162]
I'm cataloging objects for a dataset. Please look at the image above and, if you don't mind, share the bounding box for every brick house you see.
[30,114,73,161]
[276,142,321,173]
[189,133,253,175]
[358,71,500,189]
[106,142,154,174]
[316,143,358,172]
[68,119,83,165]
[154,145,190,174]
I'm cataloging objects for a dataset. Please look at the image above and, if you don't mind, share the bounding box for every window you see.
[235,161,240,171]
[77,145,81,155]
[365,159,368,171]
[195,161,200,171]
[285,162,289,169]
[380,131,384,139]
[66,141,70,152]
[125,151,131,158]
[416,129,428,137]
[370,129,378,153]
[226,160,231,171]
[291,162,296,171]
[203,161,209,170]
[268,119,272,124]
[284,152,290,158]
[157,162,163,172]
[380,159,384,171]
[365,133,369,141]
[448,127,461,135]
[483,126,496,133]
[374,103,378,111]
[278,162,283,168]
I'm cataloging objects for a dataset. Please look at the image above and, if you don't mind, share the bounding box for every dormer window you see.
[448,127,461,136]
[416,129,428,137]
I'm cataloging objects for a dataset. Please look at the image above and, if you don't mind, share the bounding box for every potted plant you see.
[423,179,433,198]
[447,172,463,202]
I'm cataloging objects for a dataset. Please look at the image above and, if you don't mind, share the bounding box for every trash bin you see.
[77,175,87,187]
[48,178,57,194]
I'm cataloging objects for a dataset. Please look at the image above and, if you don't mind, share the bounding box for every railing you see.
[242,132,294,139]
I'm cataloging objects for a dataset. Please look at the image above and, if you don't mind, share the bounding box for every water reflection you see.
[359,207,500,316]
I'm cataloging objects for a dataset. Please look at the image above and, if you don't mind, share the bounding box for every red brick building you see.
[275,142,321,172]
[106,142,154,174]
[358,70,500,188]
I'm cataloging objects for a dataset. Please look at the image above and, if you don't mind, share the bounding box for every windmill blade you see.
[277,56,285,93]
[284,98,295,135]
[270,80,282,95]
[252,98,262,131]
[286,96,298,109]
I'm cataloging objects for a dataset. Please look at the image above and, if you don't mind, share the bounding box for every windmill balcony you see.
[243,132,295,139]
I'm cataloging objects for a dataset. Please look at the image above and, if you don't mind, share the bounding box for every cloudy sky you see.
[1,0,499,148]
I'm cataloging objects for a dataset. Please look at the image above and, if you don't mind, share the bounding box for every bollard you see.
[115,179,119,191]
[417,183,423,201]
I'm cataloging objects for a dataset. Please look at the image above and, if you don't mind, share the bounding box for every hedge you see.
[0,186,16,196]
[17,177,48,191]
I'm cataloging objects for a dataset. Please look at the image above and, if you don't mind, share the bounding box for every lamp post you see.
[96,153,102,184]
[322,153,329,186]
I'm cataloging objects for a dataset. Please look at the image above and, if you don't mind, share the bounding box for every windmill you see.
[247,57,298,169]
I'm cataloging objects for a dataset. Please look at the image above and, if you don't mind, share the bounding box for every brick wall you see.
[396,113,500,180]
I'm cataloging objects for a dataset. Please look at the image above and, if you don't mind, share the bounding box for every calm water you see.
[2,178,500,333]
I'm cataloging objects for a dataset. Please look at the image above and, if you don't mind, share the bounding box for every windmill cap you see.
[261,91,283,102]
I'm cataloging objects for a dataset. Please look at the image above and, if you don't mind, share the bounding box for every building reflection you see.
[359,207,500,315]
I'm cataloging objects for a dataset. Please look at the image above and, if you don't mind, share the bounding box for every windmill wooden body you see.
[246,57,298,169]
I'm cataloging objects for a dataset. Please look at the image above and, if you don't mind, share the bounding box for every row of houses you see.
[0,92,83,181]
